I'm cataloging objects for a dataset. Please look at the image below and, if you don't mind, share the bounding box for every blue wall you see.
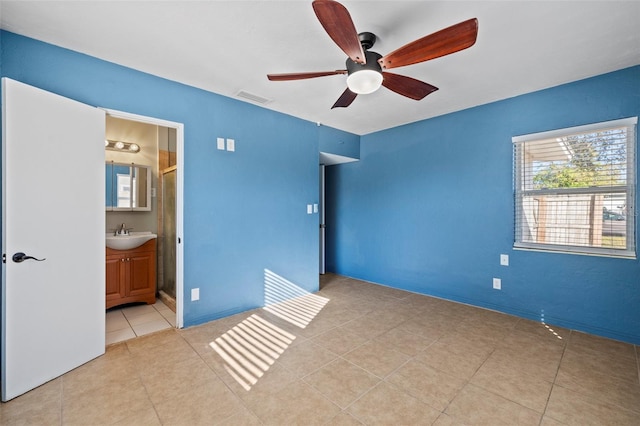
[3,30,639,344]
[327,66,640,344]
[0,31,331,326]
[319,125,360,159]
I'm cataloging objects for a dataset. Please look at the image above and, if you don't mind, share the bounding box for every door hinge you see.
[2,253,6,263]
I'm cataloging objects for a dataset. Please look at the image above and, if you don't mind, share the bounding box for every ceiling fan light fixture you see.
[347,70,383,94]
[269,1,479,109]
[345,50,383,95]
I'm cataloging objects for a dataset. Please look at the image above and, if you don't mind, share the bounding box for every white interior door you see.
[1,78,106,401]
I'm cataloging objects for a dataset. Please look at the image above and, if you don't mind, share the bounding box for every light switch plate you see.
[313,203,318,213]
[191,288,200,301]
[307,204,313,214]
[217,137,225,150]
[493,278,501,290]
[500,254,509,266]
[226,138,235,152]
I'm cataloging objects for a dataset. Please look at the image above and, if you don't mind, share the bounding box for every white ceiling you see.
[1,1,639,135]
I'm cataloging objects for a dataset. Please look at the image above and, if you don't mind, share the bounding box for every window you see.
[513,117,637,258]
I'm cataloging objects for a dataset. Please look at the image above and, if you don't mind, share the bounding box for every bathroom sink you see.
[106,232,157,250]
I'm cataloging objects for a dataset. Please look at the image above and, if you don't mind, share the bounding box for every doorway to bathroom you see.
[104,109,184,330]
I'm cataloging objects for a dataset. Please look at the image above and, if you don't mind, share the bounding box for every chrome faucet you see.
[116,223,128,235]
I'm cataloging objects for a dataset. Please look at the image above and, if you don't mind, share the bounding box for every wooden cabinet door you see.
[127,251,155,297]
[106,239,156,308]
[106,254,125,303]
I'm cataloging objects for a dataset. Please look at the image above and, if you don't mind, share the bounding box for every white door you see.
[1,78,106,401]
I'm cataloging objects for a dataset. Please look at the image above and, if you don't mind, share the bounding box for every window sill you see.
[513,243,636,260]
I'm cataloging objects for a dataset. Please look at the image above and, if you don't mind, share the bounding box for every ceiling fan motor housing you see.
[346,50,383,75]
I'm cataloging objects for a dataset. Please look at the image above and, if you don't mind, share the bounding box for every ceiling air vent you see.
[236,90,272,105]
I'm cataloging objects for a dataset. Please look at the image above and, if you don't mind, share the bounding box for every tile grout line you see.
[339,313,482,421]
[538,328,571,425]
[135,329,183,425]
[435,322,500,420]
[336,379,385,425]
[107,301,173,342]
[552,331,640,417]
[290,296,410,423]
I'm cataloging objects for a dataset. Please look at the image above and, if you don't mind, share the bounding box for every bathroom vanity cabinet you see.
[106,239,156,309]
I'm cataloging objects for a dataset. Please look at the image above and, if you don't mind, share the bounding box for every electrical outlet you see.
[226,138,235,152]
[191,288,200,301]
[216,137,225,150]
[493,278,501,290]
[500,254,509,266]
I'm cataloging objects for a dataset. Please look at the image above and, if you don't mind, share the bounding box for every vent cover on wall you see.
[236,90,273,105]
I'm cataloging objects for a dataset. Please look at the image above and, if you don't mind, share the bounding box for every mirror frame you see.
[106,161,152,212]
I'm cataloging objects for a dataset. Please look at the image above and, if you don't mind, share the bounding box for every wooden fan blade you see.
[378,18,478,70]
[313,0,366,64]
[382,72,438,100]
[331,88,357,109]
[267,70,347,81]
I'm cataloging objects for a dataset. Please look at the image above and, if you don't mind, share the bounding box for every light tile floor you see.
[106,299,175,345]
[2,273,639,425]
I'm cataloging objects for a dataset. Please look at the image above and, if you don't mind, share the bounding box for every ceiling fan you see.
[267,0,478,109]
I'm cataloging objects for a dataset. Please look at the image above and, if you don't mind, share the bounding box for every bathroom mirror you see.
[105,162,151,211]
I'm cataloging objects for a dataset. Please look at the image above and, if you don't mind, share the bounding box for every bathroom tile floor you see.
[106,299,175,345]
[2,273,639,425]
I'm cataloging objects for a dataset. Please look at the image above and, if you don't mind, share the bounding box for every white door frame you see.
[102,108,185,328]
[319,165,326,274]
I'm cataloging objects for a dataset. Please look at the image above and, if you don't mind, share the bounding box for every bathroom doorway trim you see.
[103,108,185,328]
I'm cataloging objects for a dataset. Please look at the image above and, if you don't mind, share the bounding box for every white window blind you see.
[513,117,637,258]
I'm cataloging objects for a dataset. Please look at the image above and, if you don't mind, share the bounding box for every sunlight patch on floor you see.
[210,270,330,391]
[210,314,296,391]
[263,268,330,328]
